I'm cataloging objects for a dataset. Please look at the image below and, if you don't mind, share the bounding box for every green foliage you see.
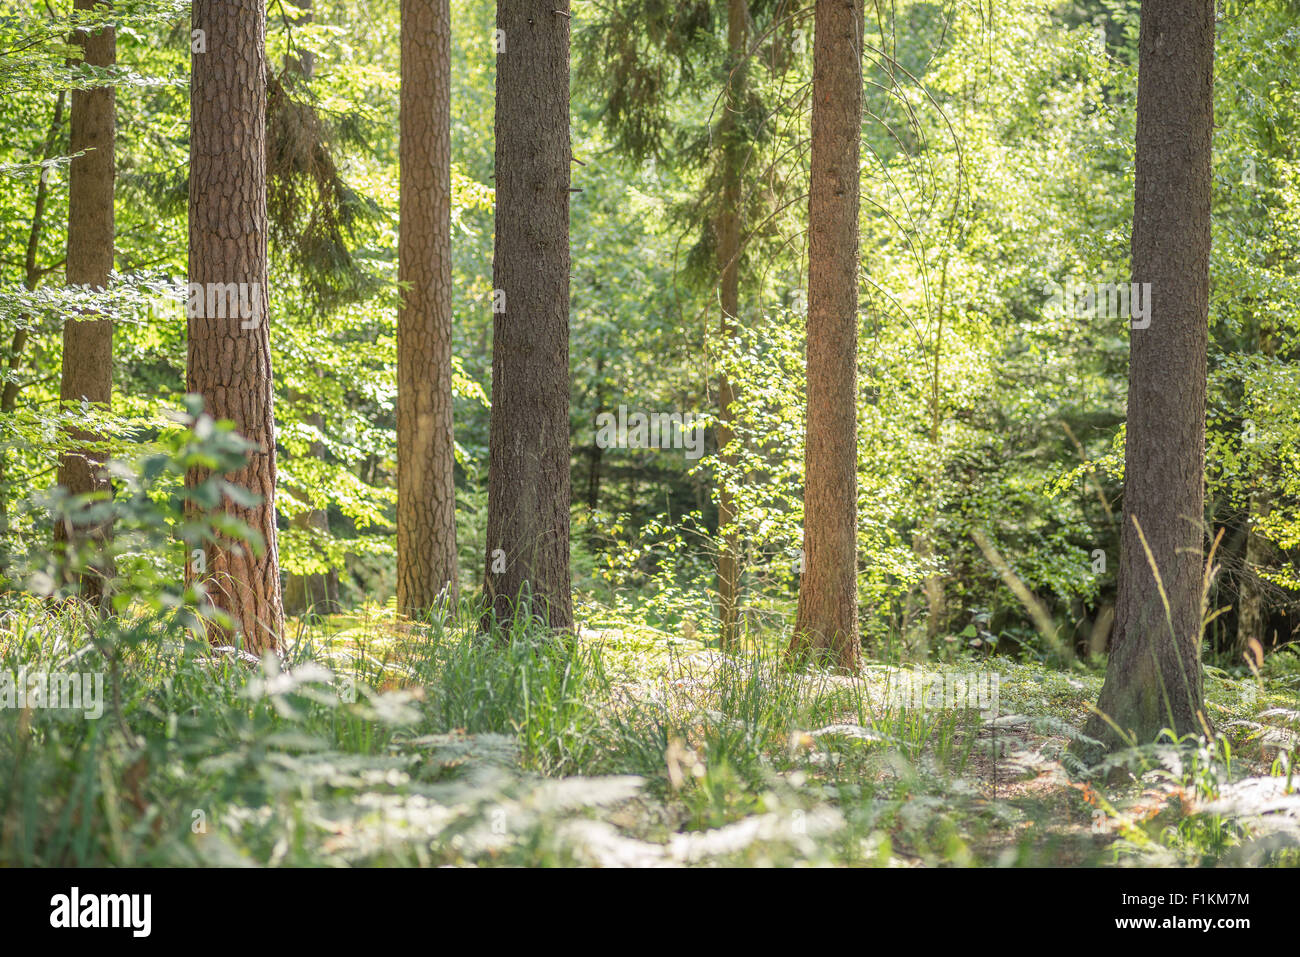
[4,0,1300,868]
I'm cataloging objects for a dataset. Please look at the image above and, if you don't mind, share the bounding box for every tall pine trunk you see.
[1236,317,1276,659]
[1083,0,1214,754]
[482,0,573,632]
[187,0,285,654]
[788,0,862,671]
[713,0,746,650]
[56,0,115,605]
[3,93,65,584]
[397,0,459,615]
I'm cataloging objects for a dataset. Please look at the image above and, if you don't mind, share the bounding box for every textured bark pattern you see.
[1084,0,1213,752]
[0,94,63,585]
[713,0,746,650]
[397,0,459,615]
[56,0,115,603]
[187,0,285,653]
[789,0,862,671]
[483,0,573,631]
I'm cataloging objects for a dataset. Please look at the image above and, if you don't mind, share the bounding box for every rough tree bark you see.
[788,0,863,671]
[397,0,459,616]
[713,0,747,651]
[482,0,573,632]
[1082,0,1214,754]
[186,0,285,654]
[56,0,115,605]
[0,92,65,583]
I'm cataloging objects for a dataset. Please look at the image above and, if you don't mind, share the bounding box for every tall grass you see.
[0,593,611,865]
[7,589,1290,867]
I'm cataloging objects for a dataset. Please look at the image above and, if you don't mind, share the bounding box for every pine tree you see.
[186,0,285,653]
[396,0,459,616]
[788,0,863,670]
[1083,0,1215,754]
[483,0,574,631]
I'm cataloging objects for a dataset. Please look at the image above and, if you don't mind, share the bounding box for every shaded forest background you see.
[3,0,1299,664]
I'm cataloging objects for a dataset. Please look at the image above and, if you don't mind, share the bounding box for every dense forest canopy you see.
[1,0,1299,874]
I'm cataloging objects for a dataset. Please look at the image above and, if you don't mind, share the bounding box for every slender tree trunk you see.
[586,359,605,513]
[7,93,66,415]
[0,92,65,582]
[922,538,945,644]
[289,0,315,76]
[482,0,573,632]
[56,0,116,605]
[1237,491,1273,656]
[397,0,459,616]
[788,0,862,671]
[283,406,339,616]
[713,0,747,651]
[585,443,602,511]
[1236,313,1277,659]
[910,531,940,657]
[186,0,285,654]
[1082,0,1214,754]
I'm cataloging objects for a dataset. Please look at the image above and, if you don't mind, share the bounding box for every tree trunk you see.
[55,0,115,605]
[282,509,336,615]
[713,0,746,651]
[1236,491,1274,657]
[1082,0,1214,754]
[586,361,604,513]
[482,0,573,632]
[283,407,339,617]
[397,0,459,616]
[910,531,939,658]
[0,92,65,583]
[1236,310,1277,659]
[186,0,285,655]
[788,0,862,671]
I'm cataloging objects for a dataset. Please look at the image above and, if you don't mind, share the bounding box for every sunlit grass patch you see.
[4,590,1299,867]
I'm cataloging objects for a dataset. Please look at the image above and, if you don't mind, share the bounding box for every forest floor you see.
[3,599,1300,866]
